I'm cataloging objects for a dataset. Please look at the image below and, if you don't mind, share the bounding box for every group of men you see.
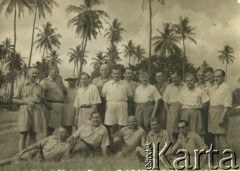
[0,63,234,166]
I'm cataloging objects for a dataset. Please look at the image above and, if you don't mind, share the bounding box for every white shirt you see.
[178,87,209,109]
[74,84,101,107]
[101,80,133,101]
[163,82,186,103]
[134,84,161,103]
[209,82,232,107]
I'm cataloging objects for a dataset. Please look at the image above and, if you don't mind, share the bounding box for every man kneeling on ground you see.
[65,112,109,158]
[112,116,147,156]
[0,126,70,166]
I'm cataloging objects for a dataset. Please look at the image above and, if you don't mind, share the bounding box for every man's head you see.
[80,73,90,87]
[139,71,149,85]
[170,72,181,86]
[124,67,134,81]
[214,69,225,85]
[185,73,195,90]
[196,69,205,83]
[128,116,138,129]
[204,67,214,84]
[111,66,121,82]
[150,117,161,132]
[178,120,189,136]
[49,67,59,80]
[65,77,78,88]
[27,67,38,82]
[100,64,110,78]
[58,126,70,142]
[90,112,101,127]
[155,72,164,83]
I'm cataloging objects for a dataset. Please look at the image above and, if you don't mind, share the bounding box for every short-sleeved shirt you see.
[147,129,170,149]
[174,132,207,156]
[134,84,161,103]
[101,80,133,102]
[14,81,44,102]
[72,123,110,148]
[163,83,186,104]
[74,84,101,108]
[124,79,139,94]
[92,76,111,92]
[38,135,67,160]
[209,82,232,107]
[40,77,66,102]
[178,87,209,109]
[117,126,146,147]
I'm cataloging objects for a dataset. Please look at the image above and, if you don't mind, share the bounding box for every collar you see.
[25,80,38,85]
[112,80,122,85]
[149,129,163,137]
[186,87,196,92]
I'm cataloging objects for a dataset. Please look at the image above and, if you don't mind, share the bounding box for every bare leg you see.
[29,131,37,145]
[19,132,28,151]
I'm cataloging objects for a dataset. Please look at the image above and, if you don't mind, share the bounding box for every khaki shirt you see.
[38,135,67,161]
[92,76,111,92]
[102,80,133,101]
[14,81,44,103]
[72,123,110,148]
[178,87,209,109]
[40,77,67,102]
[117,126,146,147]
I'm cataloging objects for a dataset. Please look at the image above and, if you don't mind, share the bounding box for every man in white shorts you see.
[101,66,133,138]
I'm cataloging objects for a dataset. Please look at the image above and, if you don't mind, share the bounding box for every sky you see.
[1,0,240,86]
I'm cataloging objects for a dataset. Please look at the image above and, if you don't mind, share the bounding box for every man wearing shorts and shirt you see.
[101,66,133,137]
[74,73,101,127]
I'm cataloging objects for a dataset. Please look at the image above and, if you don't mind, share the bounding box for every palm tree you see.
[218,45,235,81]
[106,44,121,66]
[0,0,32,105]
[33,58,49,80]
[45,50,62,66]
[0,38,14,72]
[66,0,108,84]
[68,45,87,76]
[28,0,58,67]
[133,45,146,65]
[34,22,62,59]
[174,16,197,80]
[123,40,136,66]
[91,51,107,67]
[142,0,164,76]
[153,23,181,58]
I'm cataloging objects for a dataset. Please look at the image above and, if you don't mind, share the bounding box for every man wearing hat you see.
[63,75,78,134]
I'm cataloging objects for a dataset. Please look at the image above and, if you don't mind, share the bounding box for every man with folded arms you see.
[74,73,101,127]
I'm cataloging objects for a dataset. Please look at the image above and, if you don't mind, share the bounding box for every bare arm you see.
[164,102,170,114]
[101,146,108,157]
[151,100,159,118]
[218,107,231,126]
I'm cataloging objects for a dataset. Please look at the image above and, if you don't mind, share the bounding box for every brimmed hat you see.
[65,74,78,81]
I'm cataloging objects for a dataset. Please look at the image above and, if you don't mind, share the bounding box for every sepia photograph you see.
[0,0,240,170]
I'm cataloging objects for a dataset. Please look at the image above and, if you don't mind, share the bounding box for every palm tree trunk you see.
[148,0,152,76]
[225,63,227,82]
[182,38,186,80]
[9,0,17,109]
[129,56,130,66]
[77,37,88,85]
[28,7,37,67]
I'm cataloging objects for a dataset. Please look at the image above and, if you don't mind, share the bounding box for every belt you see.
[80,105,92,108]
[47,100,63,103]
[136,101,154,105]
